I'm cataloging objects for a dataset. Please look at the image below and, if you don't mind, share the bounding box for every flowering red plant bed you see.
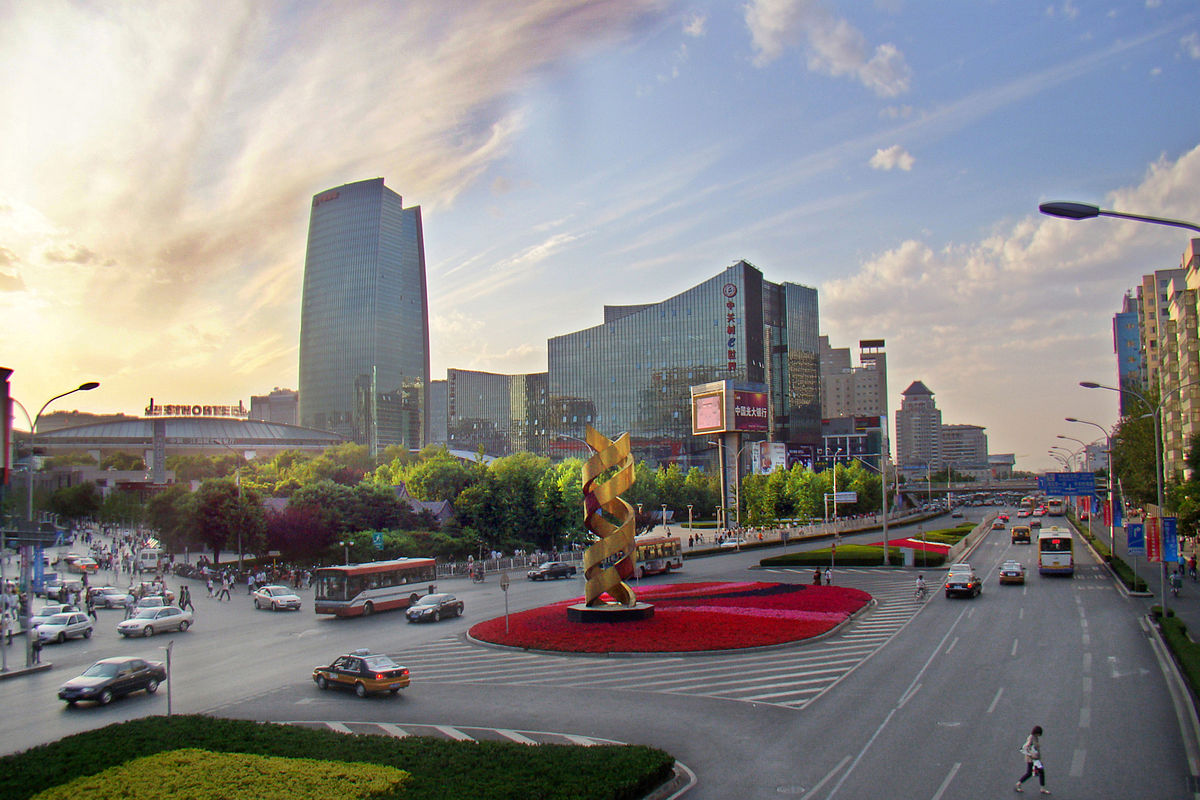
[469,581,871,653]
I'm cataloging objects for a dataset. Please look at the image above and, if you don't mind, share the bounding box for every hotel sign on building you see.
[144,398,249,418]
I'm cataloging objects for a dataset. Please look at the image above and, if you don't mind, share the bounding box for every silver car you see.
[117,605,193,638]
[37,612,94,644]
[252,585,302,611]
[31,604,80,626]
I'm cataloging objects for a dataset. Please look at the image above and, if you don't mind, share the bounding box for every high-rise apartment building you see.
[1138,267,1185,391]
[298,178,430,453]
[1113,292,1143,417]
[249,388,298,426]
[941,424,988,470]
[895,380,941,472]
[819,337,887,419]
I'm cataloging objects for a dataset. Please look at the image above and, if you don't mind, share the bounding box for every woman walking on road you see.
[1015,725,1049,794]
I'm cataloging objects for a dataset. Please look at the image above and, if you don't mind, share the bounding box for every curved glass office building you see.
[298,178,429,452]
[548,260,819,467]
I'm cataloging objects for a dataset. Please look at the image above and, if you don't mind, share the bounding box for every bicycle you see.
[914,584,929,601]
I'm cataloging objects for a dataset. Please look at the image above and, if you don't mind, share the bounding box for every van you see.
[1011,525,1031,544]
[138,549,165,571]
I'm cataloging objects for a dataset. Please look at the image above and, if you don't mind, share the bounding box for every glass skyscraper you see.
[298,178,429,453]
[547,260,820,467]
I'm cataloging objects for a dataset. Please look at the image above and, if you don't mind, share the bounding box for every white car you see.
[252,585,302,611]
[117,606,193,638]
[31,604,80,626]
[89,586,134,609]
[37,612,94,644]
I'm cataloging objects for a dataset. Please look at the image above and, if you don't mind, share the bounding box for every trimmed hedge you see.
[1159,615,1200,699]
[0,716,675,800]
[761,544,945,568]
[32,748,409,800]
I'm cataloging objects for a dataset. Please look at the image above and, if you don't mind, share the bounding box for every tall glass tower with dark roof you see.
[298,178,429,453]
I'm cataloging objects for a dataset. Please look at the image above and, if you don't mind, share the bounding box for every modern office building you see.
[298,178,430,454]
[895,380,941,474]
[1112,292,1143,417]
[446,369,549,457]
[820,337,887,419]
[941,424,988,471]
[249,388,298,426]
[548,260,821,467]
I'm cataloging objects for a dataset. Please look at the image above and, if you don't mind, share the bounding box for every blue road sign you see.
[1163,517,1180,563]
[1038,472,1097,496]
[1127,522,1145,556]
[373,531,384,550]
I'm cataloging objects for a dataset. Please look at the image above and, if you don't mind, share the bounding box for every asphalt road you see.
[2,509,1196,799]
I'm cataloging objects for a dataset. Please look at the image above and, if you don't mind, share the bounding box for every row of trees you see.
[22,443,892,566]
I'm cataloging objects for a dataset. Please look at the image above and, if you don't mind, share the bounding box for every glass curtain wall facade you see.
[298,178,430,453]
[446,369,549,457]
[548,260,820,467]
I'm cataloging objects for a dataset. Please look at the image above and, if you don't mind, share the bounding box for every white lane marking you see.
[497,729,538,745]
[987,687,1004,714]
[378,723,409,738]
[434,725,474,741]
[562,734,600,746]
[898,682,922,709]
[1011,639,1019,657]
[326,722,352,734]
[946,636,959,654]
[1079,707,1091,728]
[1070,748,1086,777]
[930,762,961,800]
[1083,652,1091,673]
[800,755,851,800]
[1083,676,1092,694]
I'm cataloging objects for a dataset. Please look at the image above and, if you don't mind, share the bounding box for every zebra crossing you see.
[284,720,621,747]
[390,569,926,711]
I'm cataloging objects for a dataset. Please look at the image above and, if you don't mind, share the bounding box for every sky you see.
[2,0,1200,472]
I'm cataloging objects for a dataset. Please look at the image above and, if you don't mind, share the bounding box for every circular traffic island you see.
[469,581,871,654]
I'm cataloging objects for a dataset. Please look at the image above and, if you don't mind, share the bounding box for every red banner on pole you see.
[1147,517,1162,563]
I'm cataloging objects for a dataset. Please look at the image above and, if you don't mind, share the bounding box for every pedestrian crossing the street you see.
[389,569,926,711]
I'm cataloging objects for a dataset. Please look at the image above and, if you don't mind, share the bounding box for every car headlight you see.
[79,686,95,694]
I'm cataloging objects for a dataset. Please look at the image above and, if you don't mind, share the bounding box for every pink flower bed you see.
[468,581,871,653]
[867,537,950,553]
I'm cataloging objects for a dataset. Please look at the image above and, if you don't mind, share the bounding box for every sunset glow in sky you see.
[3,1,1199,470]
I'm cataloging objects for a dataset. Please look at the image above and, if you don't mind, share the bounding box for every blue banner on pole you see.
[1127,522,1145,555]
[1163,517,1180,564]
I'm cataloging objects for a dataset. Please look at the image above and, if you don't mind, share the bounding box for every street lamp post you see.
[1080,379,1200,613]
[661,504,668,533]
[212,440,245,573]
[1067,417,1116,552]
[339,540,351,565]
[1039,202,1200,234]
[9,381,99,670]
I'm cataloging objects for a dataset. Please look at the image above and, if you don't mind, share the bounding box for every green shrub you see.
[1161,615,1200,696]
[761,544,944,568]
[32,748,408,800]
[0,716,675,800]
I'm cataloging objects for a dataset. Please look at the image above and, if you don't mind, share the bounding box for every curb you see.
[0,661,52,681]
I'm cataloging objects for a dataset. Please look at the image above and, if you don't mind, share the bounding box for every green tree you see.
[1110,390,1159,508]
[48,482,101,526]
[100,451,146,471]
[98,490,144,528]
[191,478,266,566]
[145,485,195,552]
[43,451,97,469]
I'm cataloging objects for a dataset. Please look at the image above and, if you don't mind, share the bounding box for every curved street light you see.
[1039,202,1200,234]
[1080,378,1200,613]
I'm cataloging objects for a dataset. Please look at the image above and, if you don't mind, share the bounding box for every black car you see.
[405,593,464,623]
[58,657,166,706]
[527,561,578,581]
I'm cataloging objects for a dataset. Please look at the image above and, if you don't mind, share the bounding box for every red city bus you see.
[313,558,437,617]
[635,534,683,579]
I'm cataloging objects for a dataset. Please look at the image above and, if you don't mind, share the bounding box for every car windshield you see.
[130,608,160,620]
[46,614,73,625]
[363,655,400,670]
[416,595,446,606]
[81,662,120,678]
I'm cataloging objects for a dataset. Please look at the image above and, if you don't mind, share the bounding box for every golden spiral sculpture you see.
[581,425,637,608]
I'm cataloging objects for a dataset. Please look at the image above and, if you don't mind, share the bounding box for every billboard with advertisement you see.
[732,390,769,432]
[691,392,725,434]
[754,441,788,474]
[690,380,770,435]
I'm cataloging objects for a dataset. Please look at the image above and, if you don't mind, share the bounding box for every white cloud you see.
[1182,33,1200,60]
[869,144,914,171]
[823,141,1200,470]
[683,12,707,37]
[744,0,911,96]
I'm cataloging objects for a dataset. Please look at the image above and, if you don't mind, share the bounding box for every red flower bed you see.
[867,537,951,553]
[468,581,871,653]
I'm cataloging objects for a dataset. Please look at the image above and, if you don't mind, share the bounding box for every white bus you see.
[1038,528,1074,576]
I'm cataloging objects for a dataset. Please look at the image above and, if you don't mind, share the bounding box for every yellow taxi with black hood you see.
[312,649,410,697]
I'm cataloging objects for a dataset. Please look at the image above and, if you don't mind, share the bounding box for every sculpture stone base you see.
[566,602,655,623]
